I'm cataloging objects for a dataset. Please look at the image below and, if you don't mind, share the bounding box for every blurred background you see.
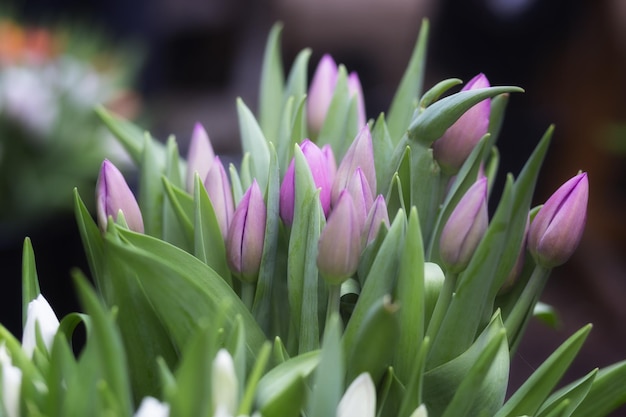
[1,0,625,410]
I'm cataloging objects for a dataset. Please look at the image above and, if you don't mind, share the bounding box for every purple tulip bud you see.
[362,195,390,247]
[96,159,144,233]
[226,180,266,283]
[346,167,374,230]
[280,140,333,225]
[528,172,588,268]
[186,122,215,193]
[440,177,489,272]
[204,156,234,240]
[308,54,338,134]
[331,125,377,206]
[432,73,491,174]
[322,144,337,183]
[317,191,361,285]
[347,71,367,128]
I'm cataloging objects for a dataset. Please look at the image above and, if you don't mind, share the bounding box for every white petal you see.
[212,349,238,414]
[22,294,60,358]
[0,344,22,417]
[134,396,170,417]
[409,404,428,417]
[336,373,376,417]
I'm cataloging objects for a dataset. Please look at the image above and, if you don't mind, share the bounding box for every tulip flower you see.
[322,144,338,181]
[432,73,491,174]
[331,125,377,206]
[361,194,390,247]
[280,140,333,225]
[308,54,367,134]
[409,405,428,417]
[528,172,588,268]
[226,180,266,283]
[308,54,338,134]
[347,71,366,129]
[439,177,488,272]
[317,191,360,285]
[204,156,235,240]
[212,349,238,416]
[336,373,376,417]
[134,397,170,417]
[0,344,21,417]
[96,159,144,233]
[186,122,215,193]
[22,293,60,358]
[346,167,374,230]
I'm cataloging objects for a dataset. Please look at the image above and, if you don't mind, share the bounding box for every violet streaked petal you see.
[204,156,235,240]
[347,71,366,128]
[308,54,338,134]
[346,167,374,230]
[186,122,215,193]
[96,159,144,233]
[279,159,296,226]
[528,172,588,267]
[361,194,390,247]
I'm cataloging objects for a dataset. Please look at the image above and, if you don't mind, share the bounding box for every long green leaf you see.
[258,23,285,140]
[570,360,626,417]
[21,237,40,327]
[237,98,271,191]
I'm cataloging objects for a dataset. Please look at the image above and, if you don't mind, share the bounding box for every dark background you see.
[2,0,626,413]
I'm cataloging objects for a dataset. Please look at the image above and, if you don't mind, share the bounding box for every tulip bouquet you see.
[2,20,626,417]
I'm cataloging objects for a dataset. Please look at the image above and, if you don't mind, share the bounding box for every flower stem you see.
[241,282,255,311]
[325,284,341,326]
[425,272,457,343]
[504,264,551,349]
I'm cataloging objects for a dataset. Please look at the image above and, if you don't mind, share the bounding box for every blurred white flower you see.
[22,293,60,358]
[134,396,170,417]
[336,373,376,417]
[212,348,238,415]
[0,343,22,417]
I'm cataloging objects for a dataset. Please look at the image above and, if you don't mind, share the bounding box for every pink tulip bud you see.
[322,144,337,183]
[308,54,338,134]
[528,172,588,268]
[432,73,491,174]
[226,180,266,283]
[362,195,390,247]
[96,159,144,233]
[331,125,377,206]
[204,156,234,240]
[317,191,361,285]
[346,167,374,230]
[186,122,215,193]
[440,177,489,272]
[347,71,367,128]
[280,140,333,225]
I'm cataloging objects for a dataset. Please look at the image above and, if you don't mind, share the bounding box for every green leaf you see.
[139,133,165,238]
[308,315,344,417]
[409,145,444,244]
[387,19,429,144]
[193,174,232,286]
[537,368,597,417]
[486,93,510,151]
[533,301,561,329]
[258,23,285,140]
[239,342,272,416]
[418,78,462,109]
[21,237,40,327]
[256,350,320,417]
[408,86,524,146]
[104,227,266,362]
[392,208,425,384]
[377,368,406,417]
[162,176,194,251]
[237,98,271,191]
[371,114,395,195]
[495,324,592,417]
[571,360,626,417]
[47,332,78,417]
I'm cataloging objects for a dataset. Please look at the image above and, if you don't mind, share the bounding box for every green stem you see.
[325,284,341,327]
[241,282,256,311]
[425,272,457,343]
[504,265,551,350]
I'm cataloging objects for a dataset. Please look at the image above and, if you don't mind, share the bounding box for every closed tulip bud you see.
[186,122,215,193]
[133,397,170,417]
[280,140,333,225]
[331,125,377,206]
[346,167,374,230]
[96,159,144,233]
[432,73,491,174]
[322,144,337,183]
[347,71,366,128]
[528,172,588,268]
[22,294,59,358]
[212,349,238,415]
[440,177,488,273]
[317,191,360,285]
[336,373,376,417]
[204,156,234,240]
[308,54,338,134]
[0,344,21,417]
[226,180,266,283]
[361,194,390,247]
